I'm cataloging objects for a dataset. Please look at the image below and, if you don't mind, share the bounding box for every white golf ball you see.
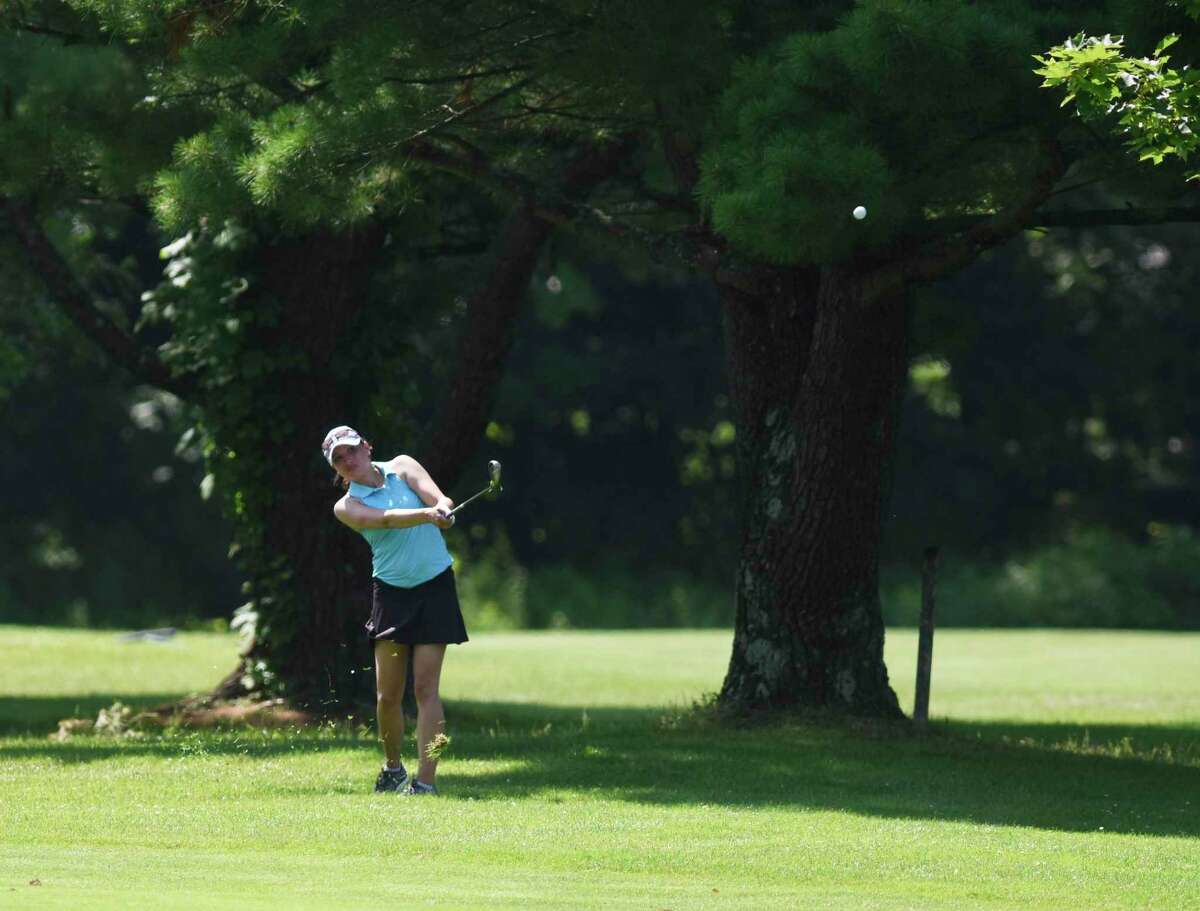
[545,275,563,293]
[853,205,867,221]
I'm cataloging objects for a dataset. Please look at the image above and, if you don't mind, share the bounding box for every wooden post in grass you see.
[914,546,941,728]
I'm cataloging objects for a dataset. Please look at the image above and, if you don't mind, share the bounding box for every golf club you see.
[449,460,502,516]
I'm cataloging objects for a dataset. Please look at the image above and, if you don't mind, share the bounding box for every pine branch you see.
[898,138,1067,287]
[929,205,1200,231]
[383,65,532,86]
[7,21,87,43]
[405,138,537,202]
[513,103,649,127]
[159,80,255,101]
[401,75,540,145]
[404,138,724,277]
[2,198,193,399]
[422,9,543,54]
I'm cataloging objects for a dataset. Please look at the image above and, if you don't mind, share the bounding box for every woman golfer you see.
[322,424,468,795]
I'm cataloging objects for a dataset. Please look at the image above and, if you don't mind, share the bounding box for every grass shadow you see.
[432,700,1200,839]
[3,696,1197,839]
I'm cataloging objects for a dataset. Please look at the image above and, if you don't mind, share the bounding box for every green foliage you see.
[524,564,732,629]
[450,530,731,631]
[138,223,305,693]
[450,526,530,631]
[882,526,1200,629]
[486,253,736,583]
[154,94,425,231]
[152,117,257,230]
[0,240,44,400]
[458,521,1200,633]
[0,336,31,402]
[698,1,1051,263]
[0,193,243,629]
[0,368,241,627]
[907,356,960,419]
[1036,30,1200,175]
[48,0,609,232]
[888,210,1200,566]
[146,224,295,393]
[0,23,192,199]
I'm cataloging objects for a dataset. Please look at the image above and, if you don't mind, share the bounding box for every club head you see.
[487,459,502,491]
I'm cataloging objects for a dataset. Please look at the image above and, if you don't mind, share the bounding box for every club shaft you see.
[449,485,491,516]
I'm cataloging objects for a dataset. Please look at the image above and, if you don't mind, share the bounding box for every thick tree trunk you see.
[717,265,907,717]
[224,227,387,710]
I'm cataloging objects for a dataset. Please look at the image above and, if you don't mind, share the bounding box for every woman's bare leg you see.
[412,643,447,785]
[374,640,410,768]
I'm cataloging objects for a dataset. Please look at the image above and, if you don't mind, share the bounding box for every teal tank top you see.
[347,461,453,588]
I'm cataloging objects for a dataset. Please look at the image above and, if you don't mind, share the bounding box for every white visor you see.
[321,426,363,465]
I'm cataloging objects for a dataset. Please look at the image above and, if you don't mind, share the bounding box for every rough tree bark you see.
[717,265,908,716]
[231,226,388,708]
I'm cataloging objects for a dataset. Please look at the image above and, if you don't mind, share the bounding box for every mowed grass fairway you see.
[2,627,1197,910]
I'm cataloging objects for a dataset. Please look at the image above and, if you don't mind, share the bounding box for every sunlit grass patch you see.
[1,626,1198,909]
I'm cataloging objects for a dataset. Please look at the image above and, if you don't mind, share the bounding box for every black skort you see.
[366,568,469,645]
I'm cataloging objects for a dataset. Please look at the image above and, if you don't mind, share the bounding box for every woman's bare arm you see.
[334,495,447,531]
[393,455,454,512]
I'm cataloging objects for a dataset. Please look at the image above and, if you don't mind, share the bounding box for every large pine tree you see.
[4,0,1197,715]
